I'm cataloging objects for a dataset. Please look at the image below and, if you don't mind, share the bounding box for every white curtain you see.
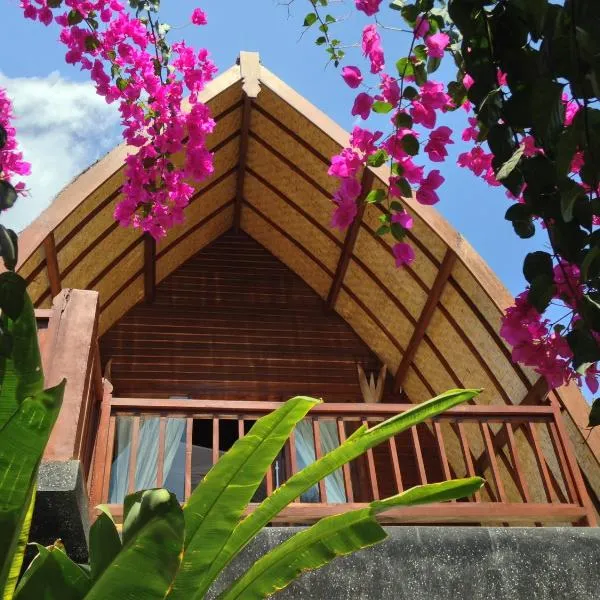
[294,420,347,504]
[109,416,186,504]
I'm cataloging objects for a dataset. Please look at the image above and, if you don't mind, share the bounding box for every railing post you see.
[43,289,101,465]
[89,379,114,515]
[550,402,598,526]
[31,288,101,561]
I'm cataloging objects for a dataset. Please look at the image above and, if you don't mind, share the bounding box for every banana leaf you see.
[2,483,35,600]
[219,478,484,599]
[167,396,318,600]
[0,381,65,598]
[14,543,90,600]
[186,388,481,598]
[88,506,121,582]
[0,277,44,429]
[84,490,184,600]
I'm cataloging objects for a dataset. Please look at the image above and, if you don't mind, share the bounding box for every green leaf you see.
[367,149,388,168]
[580,294,600,332]
[427,56,442,74]
[559,179,587,223]
[89,508,121,582]
[167,397,319,600]
[86,490,184,600]
[372,101,394,114]
[0,125,7,150]
[219,478,483,599]
[366,190,385,204]
[394,177,412,198]
[496,146,524,181]
[401,134,419,156]
[0,381,65,596]
[394,112,413,129]
[402,85,418,100]
[3,483,35,600]
[0,182,17,212]
[582,247,600,281]
[589,398,600,428]
[14,543,90,600]
[303,13,317,27]
[0,226,18,272]
[414,63,427,86]
[527,274,555,313]
[396,58,414,79]
[67,9,83,25]
[567,329,600,374]
[194,389,482,598]
[523,251,553,285]
[0,273,26,321]
[0,285,44,430]
[531,79,565,150]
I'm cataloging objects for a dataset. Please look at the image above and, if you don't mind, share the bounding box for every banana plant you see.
[15,390,483,599]
[0,273,65,599]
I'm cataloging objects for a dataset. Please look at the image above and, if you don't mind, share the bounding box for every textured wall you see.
[208,526,600,600]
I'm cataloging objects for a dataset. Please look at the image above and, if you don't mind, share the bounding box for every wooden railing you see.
[89,396,597,526]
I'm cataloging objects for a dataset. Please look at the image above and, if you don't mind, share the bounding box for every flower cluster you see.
[21,0,216,239]
[0,87,30,195]
[329,14,453,266]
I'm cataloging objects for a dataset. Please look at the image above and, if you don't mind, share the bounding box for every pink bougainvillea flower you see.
[380,73,400,106]
[331,178,361,230]
[342,66,363,89]
[362,24,385,73]
[351,92,374,120]
[463,73,474,89]
[424,126,453,162]
[425,32,450,58]
[496,69,507,87]
[458,146,493,177]
[191,8,207,25]
[410,101,436,129]
[350,126,383,155]
[355,0,382,16]
[392,211,414,229]
[562,93,580,126]
[462,117,479,142]
[329,148,363,179]
[416,169,444,205]
[414,15,429,39]
[393,242,415,267]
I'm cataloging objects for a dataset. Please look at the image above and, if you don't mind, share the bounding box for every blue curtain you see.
[294,420,347,503]
[109,416,186,504]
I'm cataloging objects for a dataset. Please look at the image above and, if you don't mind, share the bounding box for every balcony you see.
[89,395,596,526]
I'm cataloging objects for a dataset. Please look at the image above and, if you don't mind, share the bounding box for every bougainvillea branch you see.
[21,0,216,239]
[299,0,600,395]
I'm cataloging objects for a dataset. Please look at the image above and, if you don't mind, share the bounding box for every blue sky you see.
[0,0,546,297]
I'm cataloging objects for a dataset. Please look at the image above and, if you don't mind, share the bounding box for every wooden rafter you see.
[143,233,156,304]
[521,376,549,405]
[394,248,457,391]
[43,232,62,299]
[234,51,261,232]
[234,95,252,232]
[327,169,375,309]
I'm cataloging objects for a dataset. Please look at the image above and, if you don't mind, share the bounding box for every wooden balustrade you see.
[89,397,597,526]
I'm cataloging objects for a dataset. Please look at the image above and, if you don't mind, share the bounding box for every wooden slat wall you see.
[100,230,398,402]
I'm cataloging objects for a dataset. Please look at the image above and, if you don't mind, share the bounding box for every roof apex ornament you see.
[238,51,261,98]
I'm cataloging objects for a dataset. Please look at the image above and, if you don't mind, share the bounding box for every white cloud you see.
[0,71,120,233]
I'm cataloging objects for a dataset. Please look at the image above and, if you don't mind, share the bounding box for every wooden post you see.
[43,289,101,466]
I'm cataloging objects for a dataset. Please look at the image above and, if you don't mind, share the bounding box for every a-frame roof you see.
[14,52,600,497]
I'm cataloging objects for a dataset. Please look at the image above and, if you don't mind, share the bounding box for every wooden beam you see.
[234,51,261,232]
[394,248,457,391]
[521,376,549,405]
[233,95,252,232]
[143,233,156,304]
[327,169,375,309]
[43,232,61,299]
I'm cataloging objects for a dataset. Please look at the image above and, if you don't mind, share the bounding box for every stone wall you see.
[208,526,600,600]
